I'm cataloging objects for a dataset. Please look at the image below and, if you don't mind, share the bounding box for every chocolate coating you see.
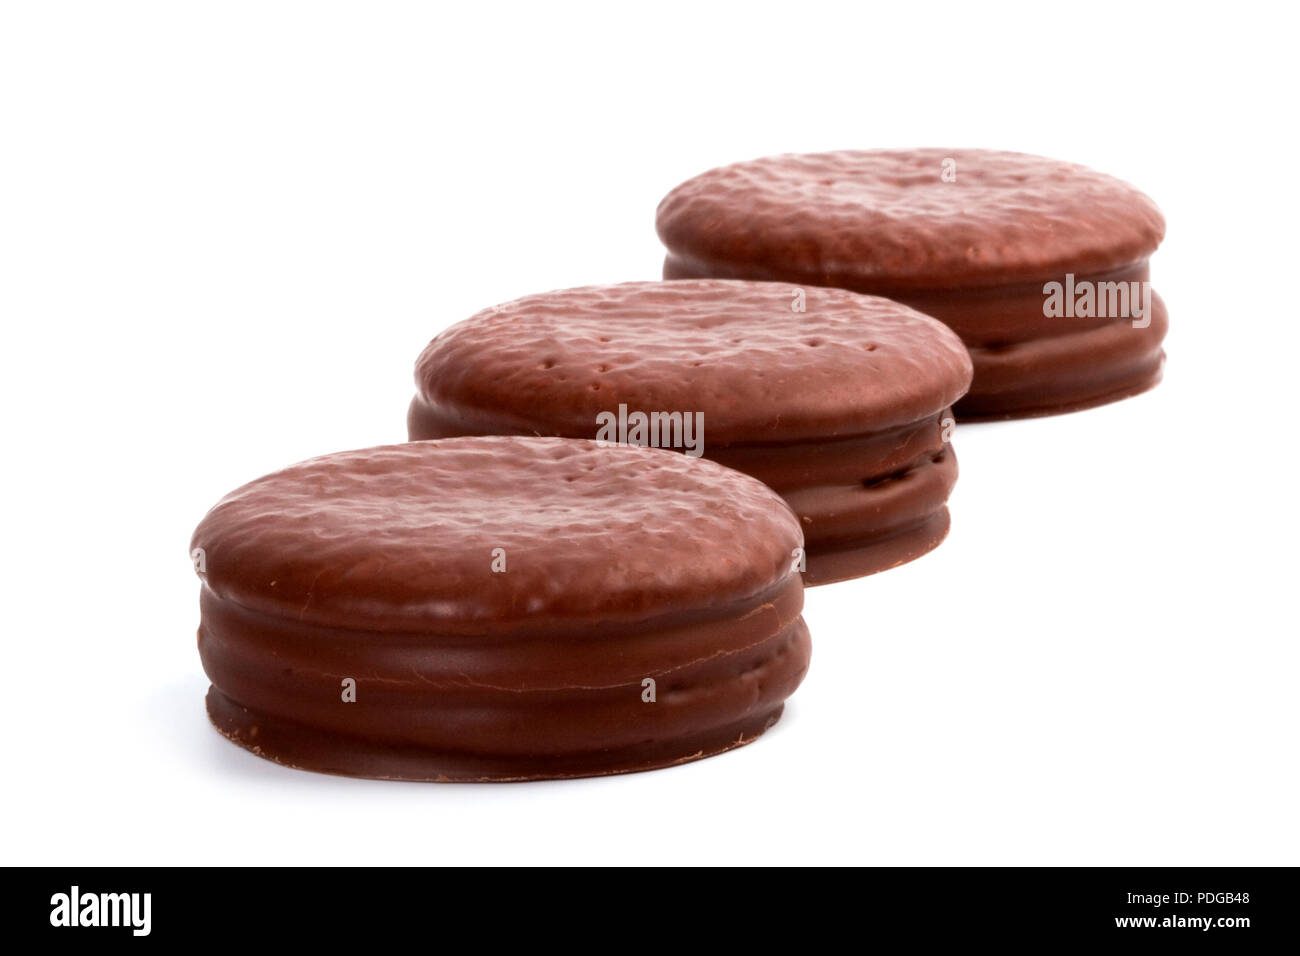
[415,280,971,440]
[192,437,811,781]
[408,280,973,584]
[656,149,1168,418]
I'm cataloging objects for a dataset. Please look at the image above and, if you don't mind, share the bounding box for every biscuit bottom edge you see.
[802,508,951,586]
[205,687,788,783]
[956,350,1165,422]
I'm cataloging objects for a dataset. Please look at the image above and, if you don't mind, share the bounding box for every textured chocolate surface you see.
[657,149,1165,291]
[409,281,972,583]
[414,280,971,441]
[193,437,801,630]
[192,437,811,781]
[656,150,1168,418]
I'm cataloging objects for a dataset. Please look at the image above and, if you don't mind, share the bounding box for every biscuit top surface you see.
[656,149,1165,290]
[415,280,972,441]
[191,437,802,631]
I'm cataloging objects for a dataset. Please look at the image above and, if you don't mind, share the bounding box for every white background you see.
[3,1,1296,866]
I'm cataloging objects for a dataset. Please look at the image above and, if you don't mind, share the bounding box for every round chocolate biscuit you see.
[191,437,810,782]
[656,149,1168,419]
[408,280,973,584]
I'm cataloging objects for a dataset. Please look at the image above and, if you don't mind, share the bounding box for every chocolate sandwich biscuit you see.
[656,149,1168,419]
[408,280,972,585]
[191,437,810,781]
